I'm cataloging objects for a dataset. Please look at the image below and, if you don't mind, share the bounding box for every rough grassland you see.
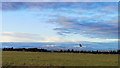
[2,51,118,66]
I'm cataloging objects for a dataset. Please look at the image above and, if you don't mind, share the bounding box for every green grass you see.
[2,51,118,66]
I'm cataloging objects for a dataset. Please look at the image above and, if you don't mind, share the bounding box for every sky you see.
[1,2,118,50]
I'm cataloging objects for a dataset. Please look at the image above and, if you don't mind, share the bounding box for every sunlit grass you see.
[2,51,118,66]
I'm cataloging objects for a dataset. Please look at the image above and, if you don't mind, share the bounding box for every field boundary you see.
[1,66,119,68]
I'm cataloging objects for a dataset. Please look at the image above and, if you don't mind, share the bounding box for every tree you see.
[71,49,74,52]
[67,49,70,52]
[60,50,63,52]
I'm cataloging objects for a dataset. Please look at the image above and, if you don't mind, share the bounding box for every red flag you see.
[80,44,82,47]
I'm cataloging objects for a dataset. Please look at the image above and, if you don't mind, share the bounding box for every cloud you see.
[1,0,119,2]
[41,45,56,47]
[3,32,42,39]
[2,32,44,42]
[38,36,60,42]
[28,2,117,39]
[1,32,61,42]
[53,16,118,39]
[2,2,118,11]
[2,2,74,11]
[1,32,117,43]
[2,2,118,43]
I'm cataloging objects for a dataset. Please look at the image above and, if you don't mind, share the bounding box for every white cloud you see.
[1,32,61,42]
[81,38,118,43]
[45,45,56,47]
[38,36,60,42]
[1,32,118,43]
[1,0,119,2]
[2,32,42,42]
[58,33,118,43]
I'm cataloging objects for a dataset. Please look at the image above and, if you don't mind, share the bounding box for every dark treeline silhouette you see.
[2,47,120,54]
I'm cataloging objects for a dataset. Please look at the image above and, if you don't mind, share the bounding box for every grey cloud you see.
[2,2,78,11]
[53,17,118,39]
[2,2,117,11]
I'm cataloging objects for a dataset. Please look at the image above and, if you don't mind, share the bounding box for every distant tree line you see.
[2,47,120,54]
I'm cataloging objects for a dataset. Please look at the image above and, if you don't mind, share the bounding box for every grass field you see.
[2,51,118,66]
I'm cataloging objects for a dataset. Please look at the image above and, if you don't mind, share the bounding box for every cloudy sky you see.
[1,2,118,50]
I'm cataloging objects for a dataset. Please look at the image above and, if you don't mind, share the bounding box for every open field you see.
[2,51,118,66]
